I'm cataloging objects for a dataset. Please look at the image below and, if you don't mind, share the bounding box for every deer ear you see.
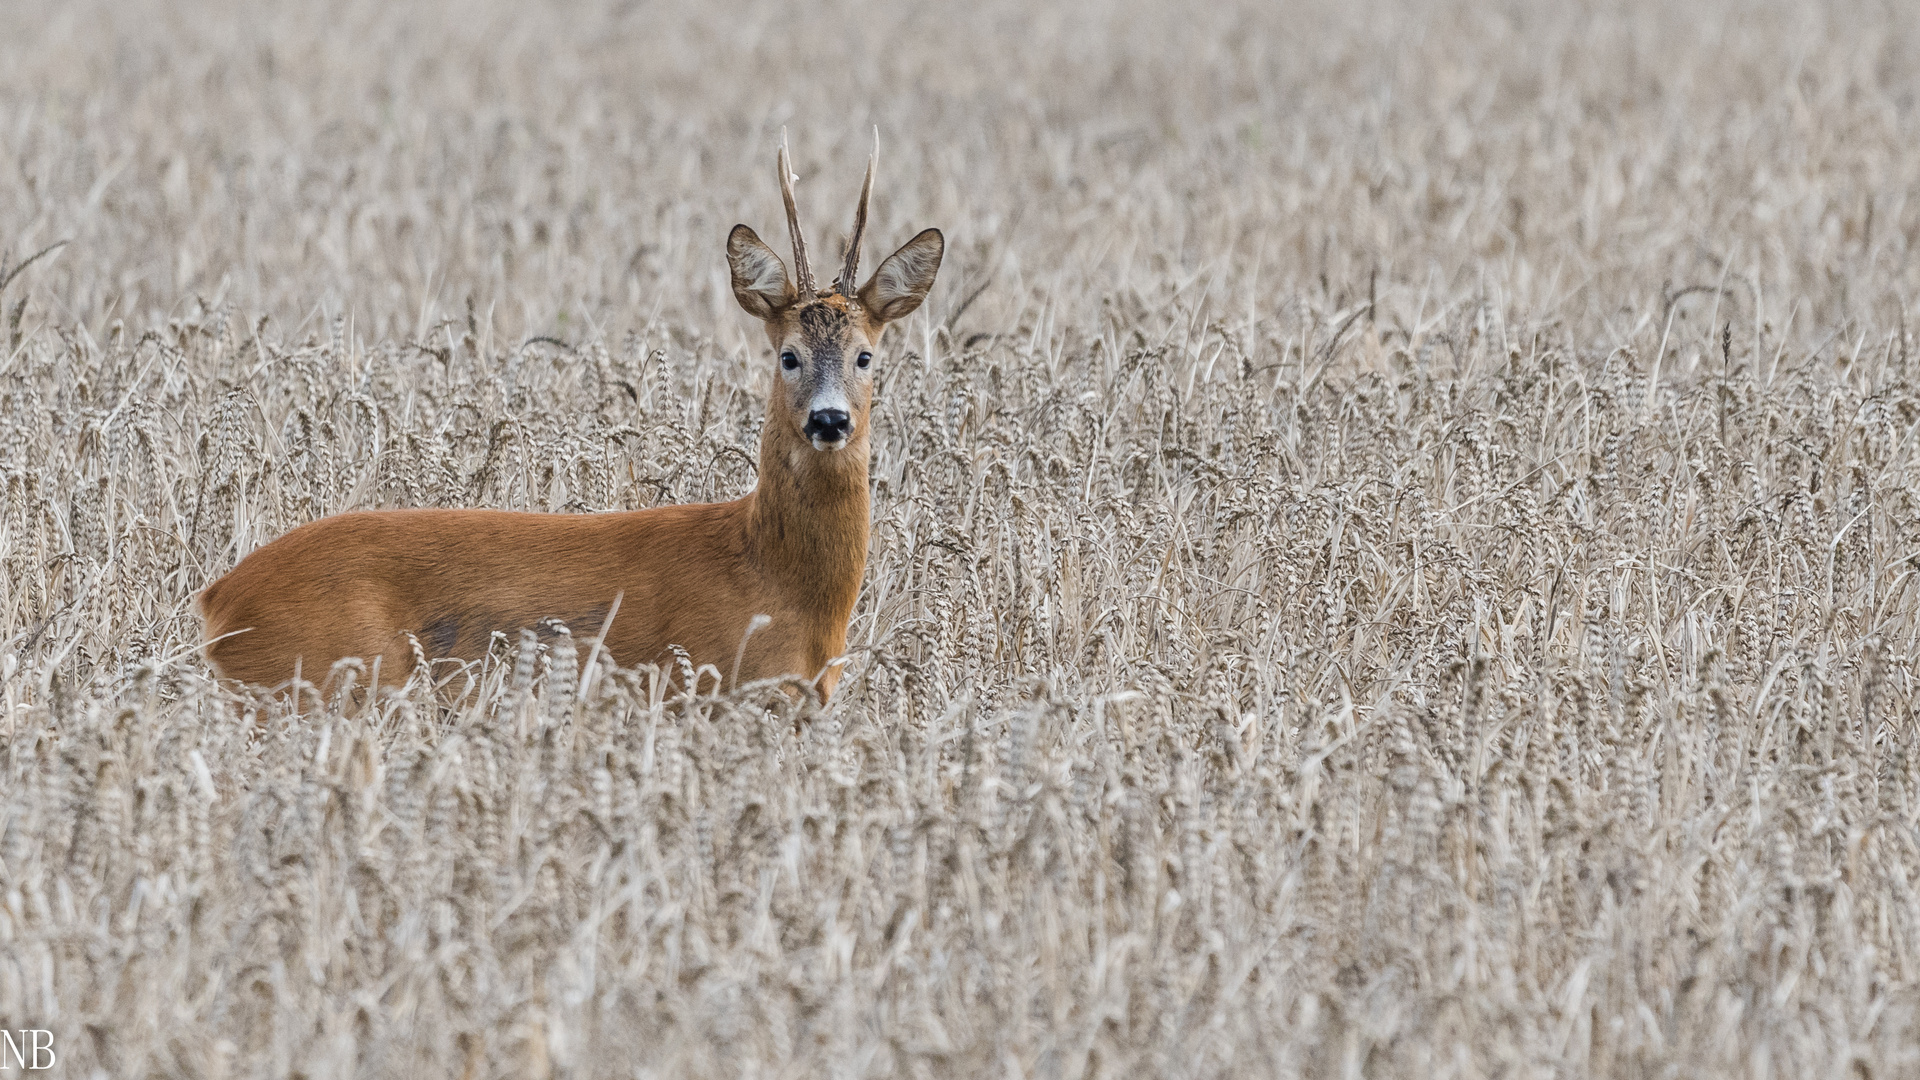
[728,224,796,319]
[858,228,944,325]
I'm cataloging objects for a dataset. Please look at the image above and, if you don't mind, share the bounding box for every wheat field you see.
[4,0,1920,1075]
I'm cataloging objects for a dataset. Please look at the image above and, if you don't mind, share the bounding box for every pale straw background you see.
[3,1,1920,1075]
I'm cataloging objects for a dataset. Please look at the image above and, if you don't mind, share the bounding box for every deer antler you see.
[835,128,877,297]
[778,130,816,297]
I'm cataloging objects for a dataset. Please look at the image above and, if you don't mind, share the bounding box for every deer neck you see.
[747,412,871,622]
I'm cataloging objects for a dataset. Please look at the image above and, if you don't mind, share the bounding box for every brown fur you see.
[201,215,942,699]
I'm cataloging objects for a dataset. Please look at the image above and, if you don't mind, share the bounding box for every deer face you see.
[771,294,875,452]
[727,137,943,454]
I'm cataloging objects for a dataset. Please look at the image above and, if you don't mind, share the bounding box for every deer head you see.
[727,132,944,453]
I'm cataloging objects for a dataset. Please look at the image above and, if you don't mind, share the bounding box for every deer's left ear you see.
[858,229,944,324]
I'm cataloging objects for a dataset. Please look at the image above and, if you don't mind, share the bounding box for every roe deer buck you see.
[199,136,943,699]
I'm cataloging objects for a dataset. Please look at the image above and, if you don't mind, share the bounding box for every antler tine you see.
[835,127,877,297]
[778,129,816,296]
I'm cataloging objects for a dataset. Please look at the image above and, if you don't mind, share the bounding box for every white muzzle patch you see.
[807,388,853,451]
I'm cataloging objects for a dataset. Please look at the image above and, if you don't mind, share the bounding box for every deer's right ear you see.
[728,224,796,319]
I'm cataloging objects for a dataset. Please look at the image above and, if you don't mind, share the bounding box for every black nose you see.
[805,408,852,442]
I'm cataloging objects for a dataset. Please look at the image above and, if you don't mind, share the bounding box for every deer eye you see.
[856,351,872,369]
[781,350,800,371]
